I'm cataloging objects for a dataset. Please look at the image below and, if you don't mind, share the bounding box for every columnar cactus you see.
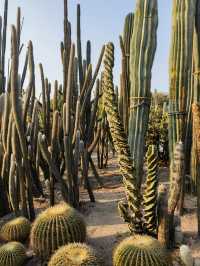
[119,13,134,134]
[0,242,27,266]
[143,145,158,236]
[168,142,185,247]
[168,0,196,158]
[0,217,31,242]
[128,0,158,187]
[192,103,200,235]
[30,203,86,260]
[113,234,171,266]
[48,243,101,266]
[102,42,142,233]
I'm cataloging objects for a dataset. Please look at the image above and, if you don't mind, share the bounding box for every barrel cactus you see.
[113,235,171,266]
[0,217,31,242]
[48,243,101,266]
[0,241,27,266]
[30,202,86,259]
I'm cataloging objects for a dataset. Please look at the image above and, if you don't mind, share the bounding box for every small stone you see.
[194,258,200,266]
[180,245,193,266]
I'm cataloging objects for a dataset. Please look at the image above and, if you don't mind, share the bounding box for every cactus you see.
[192,103,200,235]
[168,1,196,214]
[0,217,31,242]
[11,25,35,220]
[168,142,185,247]
[30,203,86,260]
[0,0,8,94]
[113,235,171,266]
[102,42,142,233]
[119,13,134,134]
[169,0,195,157]
[143,145,158,236]
[157,185,169,248]
[128,0,158,187]
[48,243,100,266]
[0,242,26,266]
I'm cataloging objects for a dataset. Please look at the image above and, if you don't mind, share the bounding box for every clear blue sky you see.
[0,0,172,95]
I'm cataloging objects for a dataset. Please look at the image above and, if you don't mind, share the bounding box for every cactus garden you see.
[0,0,200,265]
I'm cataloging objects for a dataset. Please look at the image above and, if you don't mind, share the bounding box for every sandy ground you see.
[82,158,200,265]
[1,156,200,265]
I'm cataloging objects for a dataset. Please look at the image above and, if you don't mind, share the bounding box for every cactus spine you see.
[102,42,142,233]
[128,0,158,187]
[143,145,158,236]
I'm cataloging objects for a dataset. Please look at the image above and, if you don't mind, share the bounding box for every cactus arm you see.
[143,145,158,236]
[23,41,34,127]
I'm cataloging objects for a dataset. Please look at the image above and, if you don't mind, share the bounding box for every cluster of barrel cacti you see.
[0,202,102,265]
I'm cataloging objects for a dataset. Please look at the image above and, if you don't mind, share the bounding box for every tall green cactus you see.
[102,42,142,233]
[143,145,158,236]
[128,0,158,187]
[168,0,196,157]
[168,0,196,215]
[0,0,8,94]
[11,25,35,221]
[119,13,134,134]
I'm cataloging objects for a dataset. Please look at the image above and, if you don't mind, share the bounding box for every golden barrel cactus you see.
[113,234,171,266]
[0,217,31,242]
[0,241,27,266]
[30,203,86,260]
[48,243,101,266]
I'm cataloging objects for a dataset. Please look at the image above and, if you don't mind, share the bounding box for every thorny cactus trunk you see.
[192,103,200,235]
[143,145,158,236]
[168,0,196,214]
[128,0,158,188]
[168,142,185,247]
[102,42,142,234]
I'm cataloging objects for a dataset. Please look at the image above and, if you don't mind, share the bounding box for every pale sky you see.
[0,1,172,95]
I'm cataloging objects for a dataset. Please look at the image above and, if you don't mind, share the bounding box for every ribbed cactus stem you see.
[11,25,35,221]
[102,42,142,233]
[143,145,158,236]
[168,142,185,247]
[128,0,158,187]
[0,0,8,93]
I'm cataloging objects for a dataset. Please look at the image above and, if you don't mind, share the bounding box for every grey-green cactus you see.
[119,13,134,134]
[128,0,158,188]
